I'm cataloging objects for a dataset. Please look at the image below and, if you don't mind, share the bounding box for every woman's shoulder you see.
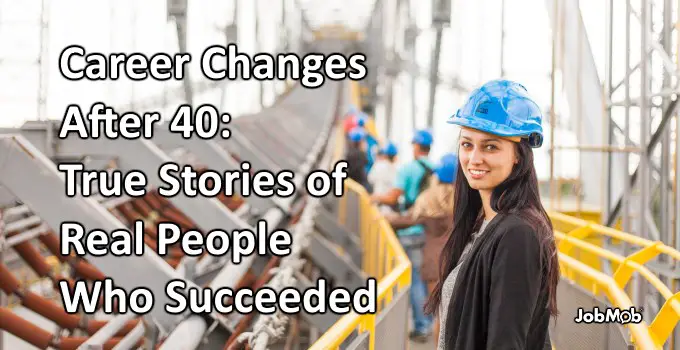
[490,213,544,251]
[496,213,536,230]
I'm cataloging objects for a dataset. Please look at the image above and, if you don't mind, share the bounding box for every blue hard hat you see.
[447,79,544,148]
[348,127,366,142]
[412,129,433,146]
[380,141,398,156]
[435,153,458,184]
[356,114,367,127]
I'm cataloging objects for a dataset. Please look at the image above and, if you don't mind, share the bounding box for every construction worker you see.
[356,115,379,172]
[384,152,456,272]
[344,127,371,191]
[385,152,457,287]
[367,141,399,214]
[385,152,457,344]
[424,79,558,350]
[371,128,435,342]
[342,106,361,134]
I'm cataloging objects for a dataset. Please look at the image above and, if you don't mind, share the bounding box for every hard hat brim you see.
[447,114,543,148]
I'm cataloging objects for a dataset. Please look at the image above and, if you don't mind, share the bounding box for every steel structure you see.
[0,0,50,122]
[0,2,366,349]
[0,52,371,349]
[546,0,680,344]
[542,0,680,245]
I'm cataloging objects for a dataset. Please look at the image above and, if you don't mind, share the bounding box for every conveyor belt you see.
[0,39,356,349]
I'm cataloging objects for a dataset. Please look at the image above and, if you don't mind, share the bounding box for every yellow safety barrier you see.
[308,179,411,350]
[558,253,658,348]
[309,82,411,349]
[550,211,680,348]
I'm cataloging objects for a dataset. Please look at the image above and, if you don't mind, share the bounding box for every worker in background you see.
[424,79,558,349]
[344,127,371,191]
[384,152,458,345]
[355,115,379,172]
[367,141,399,214]
[343,106,361,135]
[370,128,435,343]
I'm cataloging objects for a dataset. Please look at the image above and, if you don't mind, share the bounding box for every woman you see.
[385,153,457,343]
[424,79,560,349]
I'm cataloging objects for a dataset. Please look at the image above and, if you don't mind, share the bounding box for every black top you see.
[344,145,368,185]
[442,213,553,350]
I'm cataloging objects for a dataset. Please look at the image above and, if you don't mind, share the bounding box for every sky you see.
[0,0,658,180]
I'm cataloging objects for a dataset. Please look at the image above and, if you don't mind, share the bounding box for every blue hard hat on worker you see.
[412,129,433,147]
[435,153,458,184]
[348,127,366,142]
[379,141,398,157]
[354,110,368,127]
[447,79,544,148]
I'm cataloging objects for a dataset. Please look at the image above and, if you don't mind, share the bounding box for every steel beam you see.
[606,97,680,226]
[80,313,137,348]
[1,121,250,236]
[295,273,342,332]
[111,322,145,350]
[0,187,17,208]
[150,126,286,216]
[544,0,623,208]
[221,126,284,172]
[313,207,362,264]
[305,233,367,291]
[426,0,449,128]
[167,0,192,106]
[0,134,200,329]
[636,0,651,313]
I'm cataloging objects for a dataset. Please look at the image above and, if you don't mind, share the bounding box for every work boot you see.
[409,330,430,343]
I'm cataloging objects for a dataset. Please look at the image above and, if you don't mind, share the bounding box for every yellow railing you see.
[558,253,658,348]
[551,211,680,348]
[312,25,363,41]
[308,179,411,350]
[309,81,411,349]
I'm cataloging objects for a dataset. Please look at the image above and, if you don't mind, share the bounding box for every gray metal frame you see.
[601,1,680,345]
[0,121,249,236]
[305,233,368,290]
[0,134,200,329]
[313,206,363,264]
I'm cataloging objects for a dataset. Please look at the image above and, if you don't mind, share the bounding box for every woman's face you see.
[458,128,518,191]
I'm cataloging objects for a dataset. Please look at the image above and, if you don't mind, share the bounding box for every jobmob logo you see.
[574,307,643,324]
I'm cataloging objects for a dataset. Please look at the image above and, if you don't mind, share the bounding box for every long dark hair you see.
[424,139,560,317]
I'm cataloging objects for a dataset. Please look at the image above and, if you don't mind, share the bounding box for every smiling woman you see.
[425,79,560,350]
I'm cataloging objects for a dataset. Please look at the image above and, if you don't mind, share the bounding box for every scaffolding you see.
[0,0,50,123]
